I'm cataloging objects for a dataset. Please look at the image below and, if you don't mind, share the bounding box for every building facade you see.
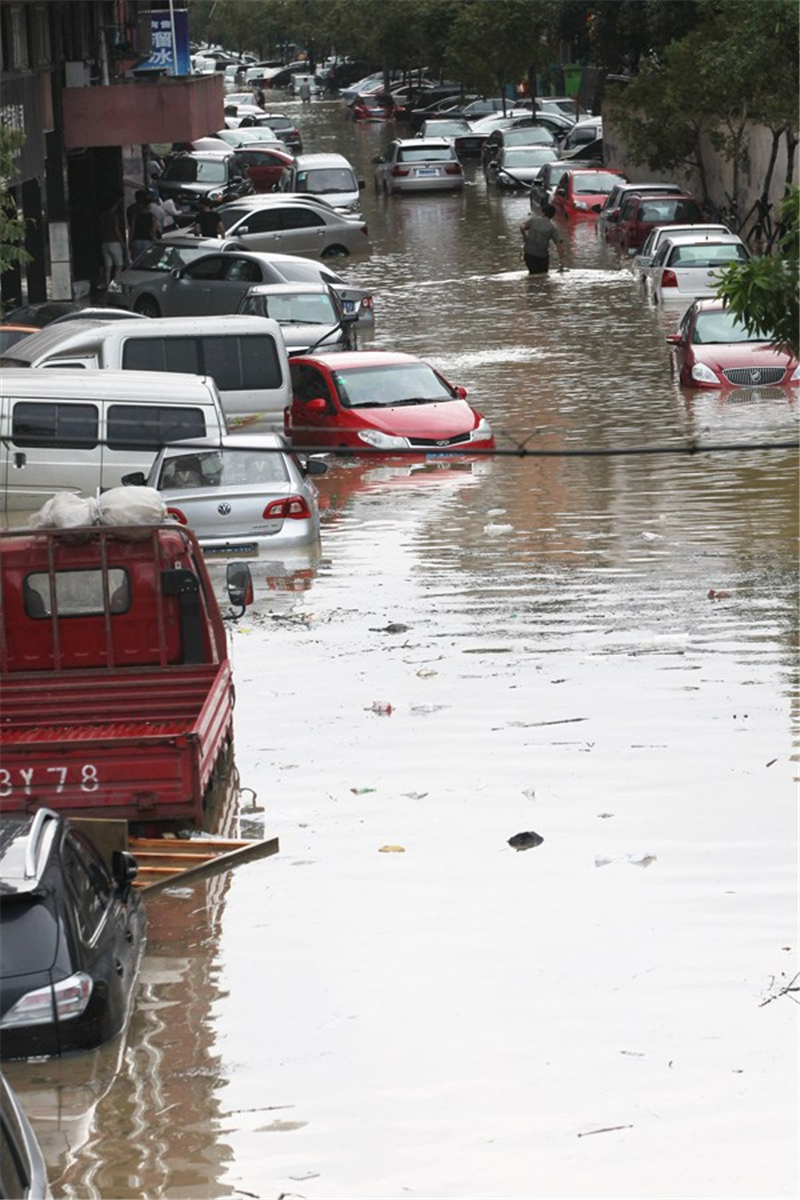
[0,0,223,310]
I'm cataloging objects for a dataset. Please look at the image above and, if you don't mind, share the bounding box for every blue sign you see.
[139,7,190,76]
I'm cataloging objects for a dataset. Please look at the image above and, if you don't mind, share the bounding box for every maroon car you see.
[608,192,705,252]
[666,298,800,389]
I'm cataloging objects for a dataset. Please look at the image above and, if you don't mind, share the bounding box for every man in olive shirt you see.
[519,203,565,275]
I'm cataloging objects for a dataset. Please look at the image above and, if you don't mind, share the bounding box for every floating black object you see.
[508,831,544,851]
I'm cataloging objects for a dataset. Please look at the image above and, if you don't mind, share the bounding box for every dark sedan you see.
[154,151,254,217]
[0,808,144,1060]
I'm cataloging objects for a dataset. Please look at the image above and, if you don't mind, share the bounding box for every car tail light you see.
[360,295,374,311]
[444,164,463,175]
[391,166,410,176]
[661,269,678,288]
[167,507,188,524]
[263,495,312,520]
[0,972,93,1028]
[360,224,369,237]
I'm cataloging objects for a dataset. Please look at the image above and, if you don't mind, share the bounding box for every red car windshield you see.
[691,310,760,345]
[332,364,454,408]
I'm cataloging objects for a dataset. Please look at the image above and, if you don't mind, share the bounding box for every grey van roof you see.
[1,314,285,368]
[0,368,224,403]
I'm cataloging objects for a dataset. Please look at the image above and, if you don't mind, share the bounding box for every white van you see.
[0,315,292,428]
[276,152,365,216]
[0,370,227,512]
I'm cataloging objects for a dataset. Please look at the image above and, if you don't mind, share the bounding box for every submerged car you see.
[285,350,494,453]
[253,254,375,328]
[417,118,484,157]
[373,139,464,195]
[666,298,800,389]
[485,145,560,189]
[107,249,301,318]
[233,145,295,192]
[154,151,254,216]
[646,233,751,306]
[217,198,371,258]
[145,434,327,557]
[551,168,627,215]
[237,281,358,353]
[609,192,706,253]
[630,223,732,291]
[0,808,144,1060]
[0,1072,51,1197]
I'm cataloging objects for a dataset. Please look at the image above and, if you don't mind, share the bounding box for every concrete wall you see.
[602,97,798,241]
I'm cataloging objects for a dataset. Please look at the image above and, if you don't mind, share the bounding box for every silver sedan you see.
[146,434,328,557]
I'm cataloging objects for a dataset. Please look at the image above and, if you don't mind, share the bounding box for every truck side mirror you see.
[226,561,253,614]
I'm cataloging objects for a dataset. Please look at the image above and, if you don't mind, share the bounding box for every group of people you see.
[98,187,183,290]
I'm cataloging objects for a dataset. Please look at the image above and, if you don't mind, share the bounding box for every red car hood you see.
[354,399,483,437]
[695,341,796,372]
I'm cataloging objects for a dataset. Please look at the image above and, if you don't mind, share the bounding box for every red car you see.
[285,351,494,453]
[233,146,294,193]
[350,93,396,121]
[551,168,627,216]
[608,191,704,252]
[666,298,800,389]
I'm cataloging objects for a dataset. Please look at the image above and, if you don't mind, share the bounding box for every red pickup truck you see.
[0,523,250,831]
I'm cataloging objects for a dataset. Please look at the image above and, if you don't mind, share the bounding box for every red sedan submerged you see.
[285,351,495,452]
[666,299,800,389]
[552,168,627,216]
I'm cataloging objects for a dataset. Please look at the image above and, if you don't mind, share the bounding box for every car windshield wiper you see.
[378,396,446,407]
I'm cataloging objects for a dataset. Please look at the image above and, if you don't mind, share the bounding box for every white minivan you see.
[0,370,227,512]
[0,315,292,428]
[276,152,365,216]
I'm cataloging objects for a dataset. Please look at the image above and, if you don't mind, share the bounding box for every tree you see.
[0,127,30,280]
[613,0,799,228]
[715,186,799,356]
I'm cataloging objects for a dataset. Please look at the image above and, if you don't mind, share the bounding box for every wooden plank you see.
[137,836,280,894]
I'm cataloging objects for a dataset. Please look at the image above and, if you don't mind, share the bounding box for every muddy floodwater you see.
[4,96,798,1200]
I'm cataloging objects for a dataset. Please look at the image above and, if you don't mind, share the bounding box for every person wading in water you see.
[519,203,565,275]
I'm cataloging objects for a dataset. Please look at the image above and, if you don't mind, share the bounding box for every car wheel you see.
[322,245,349,259]
[133,295,161,318]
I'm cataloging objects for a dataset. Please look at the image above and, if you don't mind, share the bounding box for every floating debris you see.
[508,831,544,851]
[370,622,410,633]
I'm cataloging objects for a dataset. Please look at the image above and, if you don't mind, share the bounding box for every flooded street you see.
[5,96,798,1200]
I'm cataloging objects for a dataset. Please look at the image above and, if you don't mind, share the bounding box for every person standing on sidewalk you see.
[128,190,157,261]
[519,203,564,275]
[99,195,127,290]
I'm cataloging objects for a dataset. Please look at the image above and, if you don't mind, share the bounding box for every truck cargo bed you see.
[0,663,233,826]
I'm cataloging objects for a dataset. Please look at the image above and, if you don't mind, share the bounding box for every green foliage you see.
[715,187,800,355]
[445,0,553,96]
[614,0,798,206]
[0,126,31,277]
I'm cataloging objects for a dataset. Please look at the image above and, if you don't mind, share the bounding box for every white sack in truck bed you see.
[29,487,166,531]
